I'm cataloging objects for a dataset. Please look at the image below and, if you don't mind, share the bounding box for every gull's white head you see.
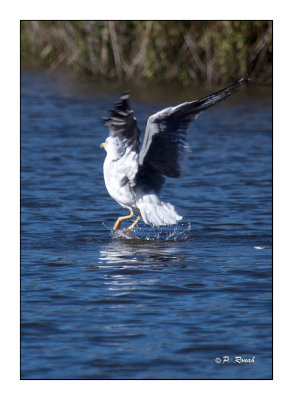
[100,136,128,160]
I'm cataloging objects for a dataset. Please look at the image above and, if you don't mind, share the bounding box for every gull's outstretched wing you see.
[104,92,140,150]
[138,76,249,182]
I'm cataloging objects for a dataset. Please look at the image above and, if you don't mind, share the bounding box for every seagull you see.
[100,76,248,235]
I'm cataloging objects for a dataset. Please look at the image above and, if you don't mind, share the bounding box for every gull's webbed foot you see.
[123,215,142,236]
[113,210,134,231]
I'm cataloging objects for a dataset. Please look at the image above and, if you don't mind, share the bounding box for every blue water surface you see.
[21,70,272,379]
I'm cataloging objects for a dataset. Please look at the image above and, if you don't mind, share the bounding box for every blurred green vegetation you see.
[21,21,272,86]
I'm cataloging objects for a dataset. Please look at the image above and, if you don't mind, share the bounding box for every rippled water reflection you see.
[21,70,272,379]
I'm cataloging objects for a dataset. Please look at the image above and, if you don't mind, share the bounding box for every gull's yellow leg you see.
[124,215,142,235]
[113,210,134,230]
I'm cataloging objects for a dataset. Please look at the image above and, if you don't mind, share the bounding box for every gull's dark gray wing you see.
[104,92,140,150]
[138,76,249,184]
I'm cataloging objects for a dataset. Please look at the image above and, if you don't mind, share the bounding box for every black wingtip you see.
[218,74,250,98]
[119,91,130,101]
[234,73,250,88]
[243,72,250,82]
[114,91,132,113]
[103,92,133,125]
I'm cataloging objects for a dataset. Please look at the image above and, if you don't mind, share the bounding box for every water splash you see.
[111,221,191,241]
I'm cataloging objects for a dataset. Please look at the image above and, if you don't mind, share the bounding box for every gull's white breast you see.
[103,151,138,210]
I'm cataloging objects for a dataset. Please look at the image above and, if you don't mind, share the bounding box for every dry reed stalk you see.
[125,21,153,80]
[101,22,109,75]
[84,21,99,75]
[108,21,123,80]
[184,33,206,79]
[167,42,188,79]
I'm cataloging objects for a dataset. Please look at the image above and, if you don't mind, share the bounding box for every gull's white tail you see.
[136,193,183,227]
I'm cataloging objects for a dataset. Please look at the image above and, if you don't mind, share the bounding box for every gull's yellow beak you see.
[100,142,105,149]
